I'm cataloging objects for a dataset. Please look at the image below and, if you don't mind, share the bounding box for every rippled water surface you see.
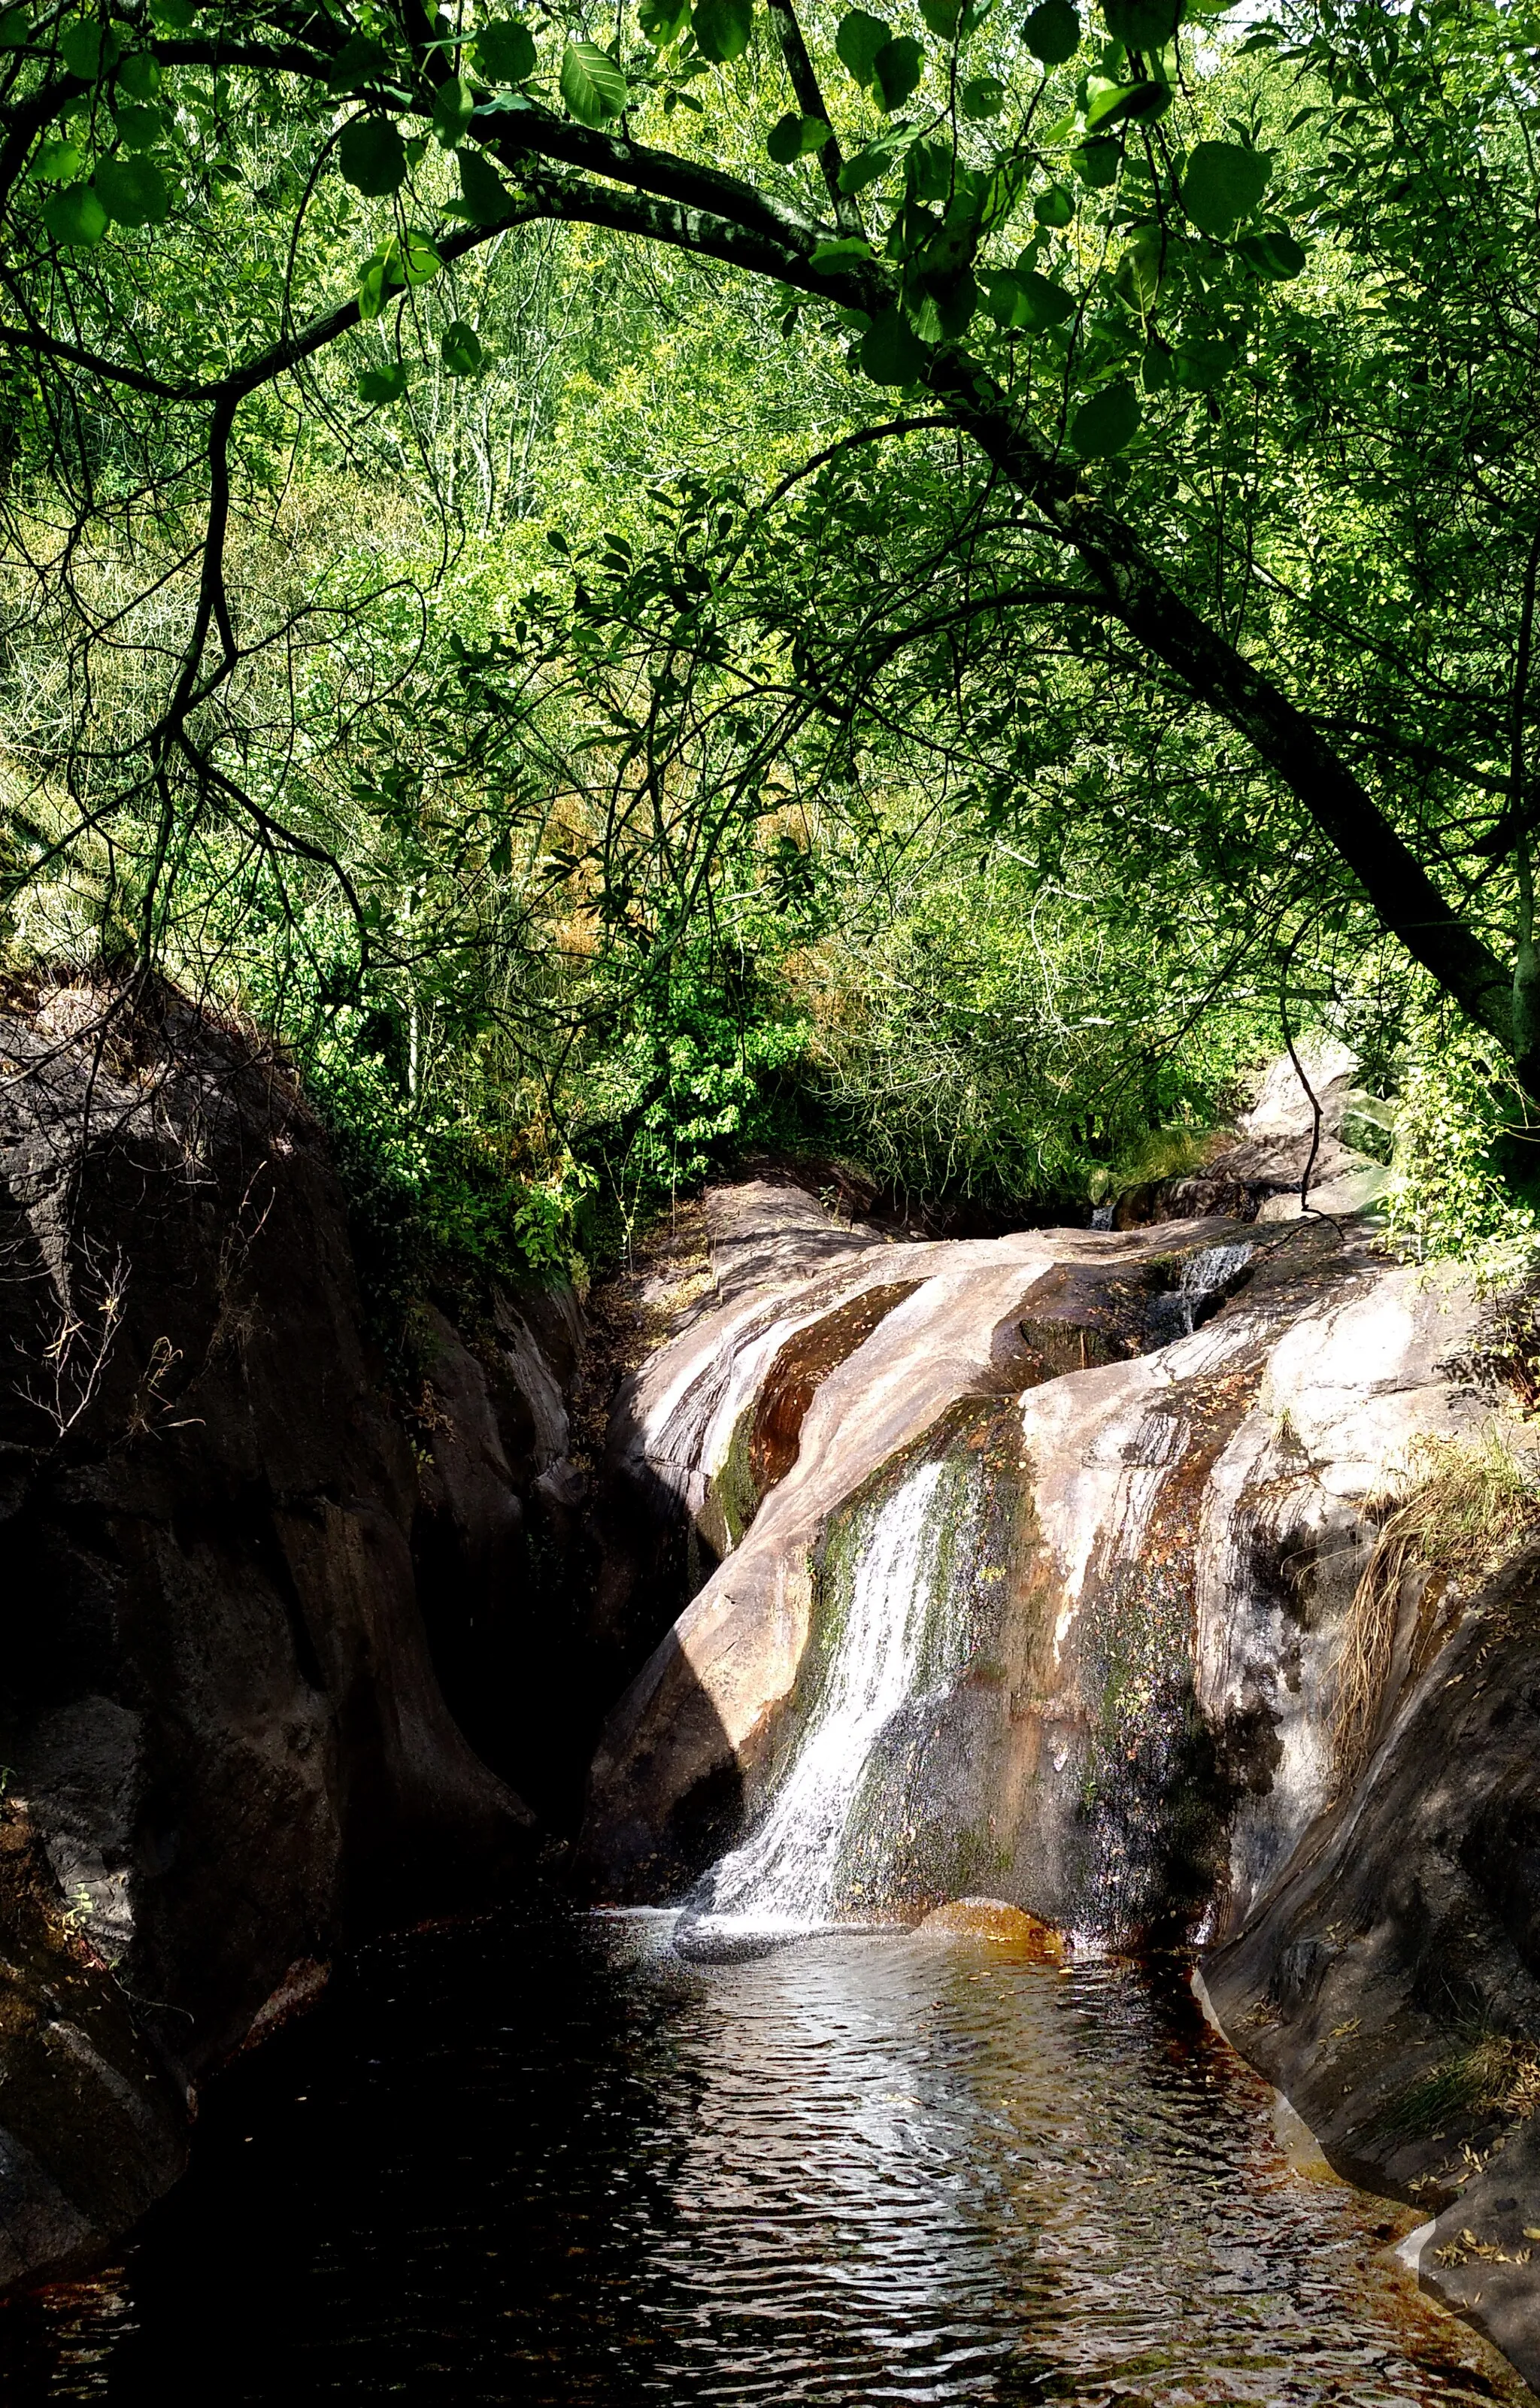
[0,1910,1529,2404]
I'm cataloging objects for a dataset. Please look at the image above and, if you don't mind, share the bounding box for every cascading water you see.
[1147,1240,1254,1343]
[678,1459,972,1950]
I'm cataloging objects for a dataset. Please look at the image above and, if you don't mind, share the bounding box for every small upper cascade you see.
[678,1460,967,1949]
[1148,1241,1255,1345]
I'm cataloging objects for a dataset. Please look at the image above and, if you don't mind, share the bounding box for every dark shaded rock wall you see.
[0,981,536,2290]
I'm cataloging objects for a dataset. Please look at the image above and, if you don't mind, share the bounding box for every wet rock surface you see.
[0,981,538,2289]
[577,1173,1540,2385]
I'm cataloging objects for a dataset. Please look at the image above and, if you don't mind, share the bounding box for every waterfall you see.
[1148,1241,1254,1344]
[680,1460,965,1947]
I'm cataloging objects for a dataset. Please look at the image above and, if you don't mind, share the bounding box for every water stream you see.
[682,1459,974,1947]
[0,1910,1526,2405]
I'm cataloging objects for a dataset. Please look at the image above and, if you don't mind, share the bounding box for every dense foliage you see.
[5,0,1540,1282]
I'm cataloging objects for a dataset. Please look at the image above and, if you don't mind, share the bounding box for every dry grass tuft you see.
[1330,1427,1540,1793]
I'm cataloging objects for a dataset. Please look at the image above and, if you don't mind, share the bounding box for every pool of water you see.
[0,1909,1529,2405]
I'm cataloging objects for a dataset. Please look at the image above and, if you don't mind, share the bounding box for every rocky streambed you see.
[5,990,1540,2399]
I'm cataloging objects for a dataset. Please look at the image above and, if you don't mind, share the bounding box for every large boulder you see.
[0,978,533,2289]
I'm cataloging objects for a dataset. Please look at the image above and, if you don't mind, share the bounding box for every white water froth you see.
[686,1460,956,1940]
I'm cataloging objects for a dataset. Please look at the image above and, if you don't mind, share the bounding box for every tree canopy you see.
[4,0,1540,1269]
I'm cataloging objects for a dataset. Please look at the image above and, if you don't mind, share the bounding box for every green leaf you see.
[1034,181,1074,226]
[328,33,392,91]
[917,264,977,336]
[559,39,628,122]
[1182,138,1269,235]
[1084,71,1167,129]
[457,144,511,223]
[0,8,33,47]
[1071,377,1139,454]
[639,0,691,40]
[1023,0,1078,64]
[148,0,197,26]
[693,0,752,59]
[441,319,484,375]
[59,20,102,77]
[1173,333,1232,388]
[1072,135,1119,185]
[114,101,163,150]
[873,33,922,109]
[918,0,962,32]
[809,234,875,268]
[41,179,106,244]
[1016,266,1075,326]
[115,50,161,99]
[358,360,408,403]
[1238,226,1305,278]
[358,231,442,317]
[960,72,1005,117]
[432,74,476,146]
[861,305,927,383]
[400,231,441,283]
[339,114,408,195]
[835,8,890,86]
[94,152,169,224]
[27,137,83,181]
[838,124,913,188]
[476,20,536,81]
[1140,337,1172,390]
[768,111,830,162]
[1102,0,1184,45]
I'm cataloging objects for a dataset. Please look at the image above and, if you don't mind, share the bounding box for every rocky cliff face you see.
[578,1171,1540,2385]
[0,979,559,2291]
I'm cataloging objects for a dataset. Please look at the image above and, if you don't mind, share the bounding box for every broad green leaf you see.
[1238,226,1305,278]
[693,0,752,59]
[1182,138,1269,235]
[917,264,977,336]
[1140,338,1172,389]
[42,178,107,244]
[1023,0,1078,63]
[809,234,875,268]
[639,0,691,40]
[432,74,477,146]
[339,114,408,195]
[95,152,169,224]
[918,0,962,32]
[358,232,442,317]
[328,33,392,90]
[838,124,913,188]
[114,102,163,150]
[907,137,951,202]
[1084,72,1169,129]
[59,20,103,77]
[1072,378,1139,454]
[399,232,442,283]
[477,20,537,81]
[835,8,890,86]
[1072,135,1119,185]
[1114,223,1170,308]
[559,40,628,122]
[873,33,923,109]
[861,305,927,383]
[441,319,484,375]
[1016,266,1075,326]
[115,50,161,99]
[1034,181,1075,226]
[27,137,83,181]
[0,8,32,46]
[1174,334,1232,387]
[768,111,830,163]
[148,0,197,26]
[358,361,408,403]
[457,144,511,222]
[1103,0,1184,45]
[961,72,1005,117]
